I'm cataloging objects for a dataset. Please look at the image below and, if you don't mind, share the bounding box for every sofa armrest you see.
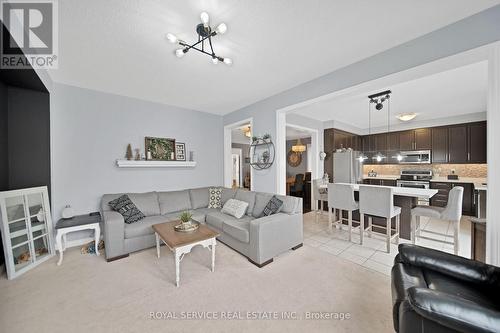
[398,244,500,288]
[249,213,303,264]
[407,287,500,333]
[102,211,126,259]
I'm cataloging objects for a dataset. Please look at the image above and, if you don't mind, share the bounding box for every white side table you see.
[55,214,101,266]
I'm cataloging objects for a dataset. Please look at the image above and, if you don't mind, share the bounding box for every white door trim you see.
[486,42,500,266]
[224,118,254,190]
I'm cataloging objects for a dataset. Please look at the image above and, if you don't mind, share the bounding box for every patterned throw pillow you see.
[208,187,223,208]
[260,195,284,217]
[221,199,249,219]
[108,195,146,224]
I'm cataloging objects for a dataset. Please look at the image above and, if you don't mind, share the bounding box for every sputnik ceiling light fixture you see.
[166,12,232,65]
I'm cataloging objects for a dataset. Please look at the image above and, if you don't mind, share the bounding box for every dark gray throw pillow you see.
[108,194,145,224]
[260,195,284,217]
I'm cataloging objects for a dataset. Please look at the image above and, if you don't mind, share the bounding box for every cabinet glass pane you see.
[5,195,25,222]
[9,219,28,235]
[33,235,49,261]
[30,215,46,236]
[11,233,29,247]
[26,193,44,217]
[12,242,32,272]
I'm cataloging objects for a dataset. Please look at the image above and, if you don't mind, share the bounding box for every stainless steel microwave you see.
[399,150,431,164]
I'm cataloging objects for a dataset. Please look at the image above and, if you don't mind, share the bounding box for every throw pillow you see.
[221,199,249,219]
[260,195,284,217]
[108,194,146,224]
[208,187,223,208]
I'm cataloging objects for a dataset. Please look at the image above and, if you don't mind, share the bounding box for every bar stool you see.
[313,179,328,222]
[359,185,401,253]
[327,183,360,242]
[411,186,463,255]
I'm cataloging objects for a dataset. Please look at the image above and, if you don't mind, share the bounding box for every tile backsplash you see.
[363,164,487,178]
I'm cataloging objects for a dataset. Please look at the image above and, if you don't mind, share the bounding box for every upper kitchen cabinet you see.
[448,125,468,163]
[431,127,448,163]
[387,132,400,151]
[373,133,387,152]
[414,128,431,150]
[468,122,487,163]
[399,130,414,151]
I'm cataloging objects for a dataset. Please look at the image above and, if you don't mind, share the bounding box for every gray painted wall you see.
[7,87,51,193]
[0,81,7,190]
[50,83,224,220]
[223,5,500,193]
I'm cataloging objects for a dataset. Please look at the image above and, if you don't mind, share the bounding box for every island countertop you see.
[335,183,438,199]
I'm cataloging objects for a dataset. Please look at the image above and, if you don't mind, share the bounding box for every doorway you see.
[224,118,253,190]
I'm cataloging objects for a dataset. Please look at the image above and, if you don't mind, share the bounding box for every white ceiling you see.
[286,127,313,141]
[49,0,500,115]
[292,61,488,130]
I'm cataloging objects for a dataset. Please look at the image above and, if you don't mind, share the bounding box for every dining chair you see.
[327,183,360,243]
[290,174,304,197]
[411,186,464,255]
[359,185,401,253]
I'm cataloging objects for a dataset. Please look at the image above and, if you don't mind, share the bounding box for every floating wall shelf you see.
[116,160,196,168]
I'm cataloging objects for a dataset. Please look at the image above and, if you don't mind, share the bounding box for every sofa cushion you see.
[208,187,223,208]
[108,195,146,224]
[189,187,210,209]
[222,218,251,243]
[221,199,249,219]
[124,215,173,239]
[261,195,284,217]
[235,189,256,216]
[158,190,192,215]
[190,208,220,223]
[252,192,273,218]
[102,192,160,216]
[221,188,237,205]
[276,195,298,214]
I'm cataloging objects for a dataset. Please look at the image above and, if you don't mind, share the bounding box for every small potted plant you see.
[262,133,271,141]
[179,211,192,226]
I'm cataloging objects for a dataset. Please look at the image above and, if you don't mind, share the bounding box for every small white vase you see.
[62,205,75,219]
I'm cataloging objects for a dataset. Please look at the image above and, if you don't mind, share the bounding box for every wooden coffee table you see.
[152,221,219,287]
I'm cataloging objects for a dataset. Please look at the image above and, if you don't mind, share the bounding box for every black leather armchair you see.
[391,244,500,333]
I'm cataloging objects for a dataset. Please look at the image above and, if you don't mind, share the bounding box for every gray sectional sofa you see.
[101,187,303,267]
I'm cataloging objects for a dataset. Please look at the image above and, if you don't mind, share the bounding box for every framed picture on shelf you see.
[175,142,186,161]
[145,137,176,160]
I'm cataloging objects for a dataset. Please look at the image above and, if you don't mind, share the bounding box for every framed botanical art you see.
[175,142,186,161]
[145,137,176,160]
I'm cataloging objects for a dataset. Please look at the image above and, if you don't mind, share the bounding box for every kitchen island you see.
[334,183,438,240]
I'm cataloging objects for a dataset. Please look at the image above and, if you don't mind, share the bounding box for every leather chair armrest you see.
[398,244,500,288]
[407,287,500,333]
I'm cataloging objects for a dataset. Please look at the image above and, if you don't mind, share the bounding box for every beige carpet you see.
[0,240,393,333]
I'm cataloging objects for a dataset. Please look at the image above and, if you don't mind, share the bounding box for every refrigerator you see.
[333,150,363,184]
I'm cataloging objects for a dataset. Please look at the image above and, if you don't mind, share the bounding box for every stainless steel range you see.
[397,170,433,205]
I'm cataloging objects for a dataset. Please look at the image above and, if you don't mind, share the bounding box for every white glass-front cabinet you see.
[0,186,55,279]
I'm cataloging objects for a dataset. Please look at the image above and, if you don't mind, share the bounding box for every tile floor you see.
[303,211,471,276]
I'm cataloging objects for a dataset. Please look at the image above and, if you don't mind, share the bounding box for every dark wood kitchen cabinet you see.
[387,132,400,151]
[373,133,387,152]
[414,128,431,150]
[399,131,414,151]
[431,127,448,163]
[468,122,487,163]
[448,125,468,163]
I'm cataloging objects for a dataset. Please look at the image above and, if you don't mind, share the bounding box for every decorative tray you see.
[174,220,200,233]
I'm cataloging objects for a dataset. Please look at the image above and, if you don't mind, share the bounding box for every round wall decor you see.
[249,136,275,170]
[287,150,302,167]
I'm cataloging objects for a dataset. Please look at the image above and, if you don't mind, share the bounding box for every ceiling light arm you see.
[178,32,216,52]
[188,45,224,61]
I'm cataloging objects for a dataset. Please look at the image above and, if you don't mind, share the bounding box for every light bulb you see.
[200,12,209,26]
[175,49,186,58]
[212,57,219,64]
[223,58,232,65]
[397,154,403,161]
[166,33,177,44]
[215,23,227,34]
[376,155,382,162]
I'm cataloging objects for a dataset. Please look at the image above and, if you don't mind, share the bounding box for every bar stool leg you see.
[395,215,400,244]
[386,217,391,253]
[359,213,364,245]
[454,219,460,255]
[411,215,416,244]
[368,217,373,238]
[337,210,342,229]
[320,200,324,216]
[416,216,421,237]
[328,207,332,230]
[348,210,352,242]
